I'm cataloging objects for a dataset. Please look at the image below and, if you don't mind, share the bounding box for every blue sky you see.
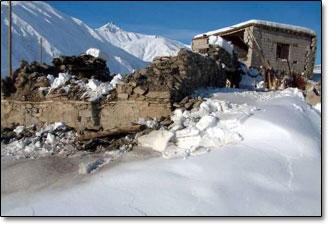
[48,1,321,64]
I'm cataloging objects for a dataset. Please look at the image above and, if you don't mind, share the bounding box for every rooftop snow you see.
[194,19,316,38]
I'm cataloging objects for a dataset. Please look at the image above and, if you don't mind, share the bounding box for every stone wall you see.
[1,98,171,131]
[192,26,316,78]
[1,49,225,131]
[248,26,315,77]
[124,49,226,102]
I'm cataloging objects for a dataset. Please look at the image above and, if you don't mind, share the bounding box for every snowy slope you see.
[96,22,187,62]
[1,88,321,216]
[1,1,147,76]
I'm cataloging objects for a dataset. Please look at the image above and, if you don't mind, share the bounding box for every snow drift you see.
[1,88,321,216]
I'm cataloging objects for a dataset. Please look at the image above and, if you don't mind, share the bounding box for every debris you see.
[77,125,145,141]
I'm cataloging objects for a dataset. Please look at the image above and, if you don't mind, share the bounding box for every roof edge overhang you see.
[193,19,316,40]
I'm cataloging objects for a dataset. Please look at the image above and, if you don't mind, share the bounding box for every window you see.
[276,43,290,60]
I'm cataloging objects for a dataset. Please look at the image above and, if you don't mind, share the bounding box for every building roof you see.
[194,19,316,39]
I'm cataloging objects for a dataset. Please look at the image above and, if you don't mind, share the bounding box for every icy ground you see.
[1,88,321,216]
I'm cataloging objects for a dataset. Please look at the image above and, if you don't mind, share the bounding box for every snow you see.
[1,87,320,216]
[208,35,233,55]
[49,72,71,90]
[194,19,316,38]
[196,115,218,131]
[85,48,108,60]
[96,22,188,62]
[81,73,123,101]
[1,122,75,160]
[313,64,321,74]
[314,103,321,113]
[1,1,147,76]
[138,130,175,152]
[87,78,101,90]
[239,64,264,89]
[46,74,54,84]
[78,158,112,175]
[137,117,159,129]
[13,126,24,135]
[45,72,123,101]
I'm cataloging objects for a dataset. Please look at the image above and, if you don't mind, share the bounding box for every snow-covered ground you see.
[1,88,321,216]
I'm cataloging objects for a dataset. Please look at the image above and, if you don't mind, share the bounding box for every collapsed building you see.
[192,19,317,78]
[1,48,230,134]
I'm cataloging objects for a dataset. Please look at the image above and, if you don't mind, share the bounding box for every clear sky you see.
[48,1,321,64]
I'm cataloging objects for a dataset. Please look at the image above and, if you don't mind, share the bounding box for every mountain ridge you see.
[1,1,187,77]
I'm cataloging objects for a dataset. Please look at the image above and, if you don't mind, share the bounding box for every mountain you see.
[1,1,187,77]
[0,1,147,76]
[96,22,187,62]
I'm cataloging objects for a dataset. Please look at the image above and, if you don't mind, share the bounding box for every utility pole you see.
[8,1,12,78]
[40,37,43,63]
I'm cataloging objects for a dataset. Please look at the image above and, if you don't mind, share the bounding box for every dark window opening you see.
[276,43,290,60]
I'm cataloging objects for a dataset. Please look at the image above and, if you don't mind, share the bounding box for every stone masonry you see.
[1,49,227,131]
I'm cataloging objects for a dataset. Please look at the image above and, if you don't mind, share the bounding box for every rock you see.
[145,91,171,99]
[117,93,129,100]
[179,96,189,105]
[193,99,203,108]
[129,81,137,87]
[133,86,148,95]
[184,101,194,110]
[173,103,181,108]
[137,129,174,152]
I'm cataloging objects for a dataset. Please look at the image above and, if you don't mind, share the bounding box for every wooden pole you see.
[8,1,12,78]
[40,37,43,63]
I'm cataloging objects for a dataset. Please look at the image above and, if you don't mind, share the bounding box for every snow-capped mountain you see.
[96,22,187,62]
[0,1,147,76]
[1,1,187,77]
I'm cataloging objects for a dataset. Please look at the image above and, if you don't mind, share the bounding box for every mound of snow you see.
[85,48,108,60]
[81,74,123,101]
[139,98,258,159]
[239,64,264,89]
[208,35,233,55]
[138,130,174,152]
[1,87,321,216]
[49,72,71,90]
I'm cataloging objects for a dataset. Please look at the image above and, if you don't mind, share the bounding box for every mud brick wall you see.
[100,98,172,130]
[1,97,171,131]
[1,100,97,130]
[125,49,226,103]
[248,26,316,77]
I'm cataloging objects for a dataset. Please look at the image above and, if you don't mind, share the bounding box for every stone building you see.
[192,20,317,77]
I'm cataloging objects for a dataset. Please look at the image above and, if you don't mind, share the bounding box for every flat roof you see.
[194,19,316,39]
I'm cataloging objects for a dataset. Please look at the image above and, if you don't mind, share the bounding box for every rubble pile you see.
[304,79,321,106]
[1,122,77,159]
[2,54,112,101]
[117,48,226,103]
[0,115,177,159]
[51,54,111,82]
[207,45,235,69]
